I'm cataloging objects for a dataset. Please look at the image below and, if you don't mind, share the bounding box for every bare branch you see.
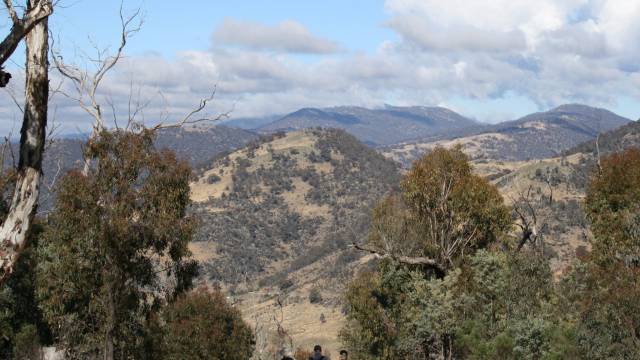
[3,0,19,24]
[151,87,232,130]
[510,185,542,252]
[43,158,62,193]
[352,242,444,274]
[50,3,142,133]
[0,0,53,71]
[3,85,23,113]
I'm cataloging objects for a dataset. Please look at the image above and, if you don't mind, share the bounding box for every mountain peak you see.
[551,103,605,114]
[259,105,476,145]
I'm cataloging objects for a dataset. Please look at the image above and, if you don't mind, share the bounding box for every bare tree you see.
[510,185,541,252]
[51,3,142,137]
[51,4,230,177]
[0,0,53,282]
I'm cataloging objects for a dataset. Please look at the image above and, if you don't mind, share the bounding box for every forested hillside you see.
[190,128,399,287]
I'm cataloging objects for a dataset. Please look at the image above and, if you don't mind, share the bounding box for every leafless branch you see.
[509,185,542,251]
[151,87,232,130]
[352,242,445,275]
[43,157,61,193]
[3,85,23,113]
[0,0,53,70]
[50,2,142,133]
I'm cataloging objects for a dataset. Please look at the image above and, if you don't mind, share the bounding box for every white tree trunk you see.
[0,6,48,282]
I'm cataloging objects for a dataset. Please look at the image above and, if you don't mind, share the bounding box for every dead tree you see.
[510,185,544,253]
[0,0,53,282]
[52,4,229,177]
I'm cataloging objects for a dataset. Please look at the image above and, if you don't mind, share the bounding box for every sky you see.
[1,0,640,133]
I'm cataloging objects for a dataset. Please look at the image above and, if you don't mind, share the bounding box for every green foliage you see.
[0,224,51,359]
[12,324,40,360]
[35,130,197,358]
[158,287,254,360]
[585,148,640,265]
[370,147,511,274]
[342,251,573,359]
[340,267,406,359]
[560,258,640,358]
[560,148,640,357]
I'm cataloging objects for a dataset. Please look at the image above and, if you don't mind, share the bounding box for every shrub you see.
[206,174,221,184]
[309,287,323,304]
[160,287,254,359]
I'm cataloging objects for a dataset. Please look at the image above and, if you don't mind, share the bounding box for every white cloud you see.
[4,1,640,135]
[212,18,340,54]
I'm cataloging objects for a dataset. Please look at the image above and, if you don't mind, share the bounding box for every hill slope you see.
[30,125,257,212]
[190,128,399,285]
[384,104,631,165]
[189,128,400,352]
[566,119,640,156]
[259,105,477,146]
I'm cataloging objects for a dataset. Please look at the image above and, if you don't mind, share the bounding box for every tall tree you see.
[585,148,640,265]
[561,148,640,357]
[356,146,511,276]
[346,147,513,359]
[36,130,197,359]
[0,0,53,282]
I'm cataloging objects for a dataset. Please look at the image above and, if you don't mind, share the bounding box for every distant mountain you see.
[154,124,258,166]
[33,125,258,212]
[223,114,283,129]
[258,105,477,146]
[566,119,640,156]
[384,104,631,165]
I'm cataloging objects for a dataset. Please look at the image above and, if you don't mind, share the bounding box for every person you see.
[339,350,348,360]
[309,345,328,360]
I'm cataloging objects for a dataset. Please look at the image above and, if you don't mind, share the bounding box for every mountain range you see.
[383,104,631,165]
[256,105,478,145]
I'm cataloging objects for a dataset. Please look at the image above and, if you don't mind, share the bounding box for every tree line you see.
[341,146,640,359]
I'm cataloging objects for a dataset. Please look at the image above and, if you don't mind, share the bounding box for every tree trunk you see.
[0,8,48,282]
[0,0,53,68]
[104,277,116,360]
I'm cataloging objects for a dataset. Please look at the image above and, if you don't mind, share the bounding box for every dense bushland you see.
[341,147,640,359]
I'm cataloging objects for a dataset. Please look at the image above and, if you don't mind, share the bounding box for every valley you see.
[181,104,636,353]
[33,103,638,354]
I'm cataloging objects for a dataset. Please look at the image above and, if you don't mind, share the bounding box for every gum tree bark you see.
[0,0,53,86]
[0,0,50,282]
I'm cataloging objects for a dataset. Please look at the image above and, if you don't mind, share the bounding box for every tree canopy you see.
[36,130,198,359]
[365,146,511,275]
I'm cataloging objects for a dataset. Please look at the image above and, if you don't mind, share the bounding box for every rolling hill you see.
[384,104,631,166]
[188,128,400,351]
[190,128,399,285]
[258,105,477,146]
[32,125,258,212]
[566,119,640,156]
[486,117,640,276]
